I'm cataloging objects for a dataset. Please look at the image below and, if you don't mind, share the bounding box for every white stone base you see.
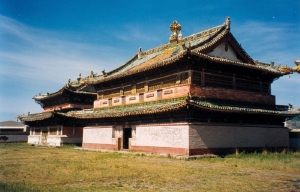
[28,135,82,146]
[82,123,289,156]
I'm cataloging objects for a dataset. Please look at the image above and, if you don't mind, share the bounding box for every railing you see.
[94,84,189,109]
[192,70,271,94]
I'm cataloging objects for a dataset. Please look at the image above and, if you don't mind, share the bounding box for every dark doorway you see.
[123,128,132,149]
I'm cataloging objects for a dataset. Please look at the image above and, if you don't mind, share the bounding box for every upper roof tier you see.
[35,17,295,100]
[74,17,293,85]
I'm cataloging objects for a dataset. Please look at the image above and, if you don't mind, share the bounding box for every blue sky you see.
[0,0,299,121]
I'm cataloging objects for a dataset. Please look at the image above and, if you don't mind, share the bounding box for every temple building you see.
[18,82,97,146]
[18,18,300,155]
[0,121,28,143]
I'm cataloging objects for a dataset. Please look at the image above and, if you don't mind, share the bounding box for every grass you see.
[0,143,300,191]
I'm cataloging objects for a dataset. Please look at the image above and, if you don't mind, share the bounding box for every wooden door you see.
[116,138,121,150]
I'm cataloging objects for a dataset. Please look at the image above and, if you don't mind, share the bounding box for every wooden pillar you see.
[260,81,263,93]
[201,68,205,86]
[144,83,149,92]
[188,70,192,84]
[131,84,136,94]
[233,74,236,90]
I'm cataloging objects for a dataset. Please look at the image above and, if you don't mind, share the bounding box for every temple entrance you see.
[116,138,122,150]
[123,128,132,149]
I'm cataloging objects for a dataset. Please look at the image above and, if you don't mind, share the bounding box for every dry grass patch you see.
[0,143,300,191]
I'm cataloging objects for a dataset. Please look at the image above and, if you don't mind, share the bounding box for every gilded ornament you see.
[275,65,293,74]
[294,60,300,73]
[169,20,181,43]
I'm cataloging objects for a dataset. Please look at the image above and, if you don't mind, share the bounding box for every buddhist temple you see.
[18,18,300,155]
[0,121,28,143]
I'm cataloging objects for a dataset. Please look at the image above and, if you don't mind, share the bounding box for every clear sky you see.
[0,0,299,122]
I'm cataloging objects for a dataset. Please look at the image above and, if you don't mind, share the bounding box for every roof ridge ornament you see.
[225,17,230,31]
[77,73,81,82]
[138,47,142,59]
[275,64,294,75]
[169,20,181,43]
[294,60,300,73]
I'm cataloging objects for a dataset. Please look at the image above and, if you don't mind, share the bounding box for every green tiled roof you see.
[17,112,54,122]
[17,97,300,123]
[59,97,187,119]
[33,85,96,101]
[190,99,300,116]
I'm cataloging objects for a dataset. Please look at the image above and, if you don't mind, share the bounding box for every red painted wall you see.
[190,85,275,105]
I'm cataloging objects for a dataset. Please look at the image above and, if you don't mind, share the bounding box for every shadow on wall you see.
[189,125,289,155]
[0,136,9,141]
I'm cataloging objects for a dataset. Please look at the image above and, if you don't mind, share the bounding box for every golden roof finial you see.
[169,20,181,43]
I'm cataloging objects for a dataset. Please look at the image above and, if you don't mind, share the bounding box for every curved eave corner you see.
[33,85,96,102]
[17,111,54,122]
[191,52,285,76]
[293,60,300,74]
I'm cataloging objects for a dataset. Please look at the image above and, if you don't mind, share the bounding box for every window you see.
[157,90,162,99]
[35,129,41,135]
[50,128,57,135]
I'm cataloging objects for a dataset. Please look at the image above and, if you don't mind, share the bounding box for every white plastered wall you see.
[207,42,243,62]
[83,126,114,144]
[28,135,40,144]
[131,124,189,148]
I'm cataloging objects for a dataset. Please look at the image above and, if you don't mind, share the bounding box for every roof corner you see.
[225,16,230,31]
[294,60,300,74]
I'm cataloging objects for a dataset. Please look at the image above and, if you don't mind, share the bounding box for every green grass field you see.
[0,143,300,191]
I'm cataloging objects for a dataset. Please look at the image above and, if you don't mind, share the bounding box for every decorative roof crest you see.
[294,60,300,73]
[90,71,96,78]
[169,20,181,43]
[225,17,230,30]
[77,73,81,82]
[137,47,142,59]
[275,65,294,74]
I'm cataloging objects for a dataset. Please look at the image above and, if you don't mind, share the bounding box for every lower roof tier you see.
[18,96,300,123]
